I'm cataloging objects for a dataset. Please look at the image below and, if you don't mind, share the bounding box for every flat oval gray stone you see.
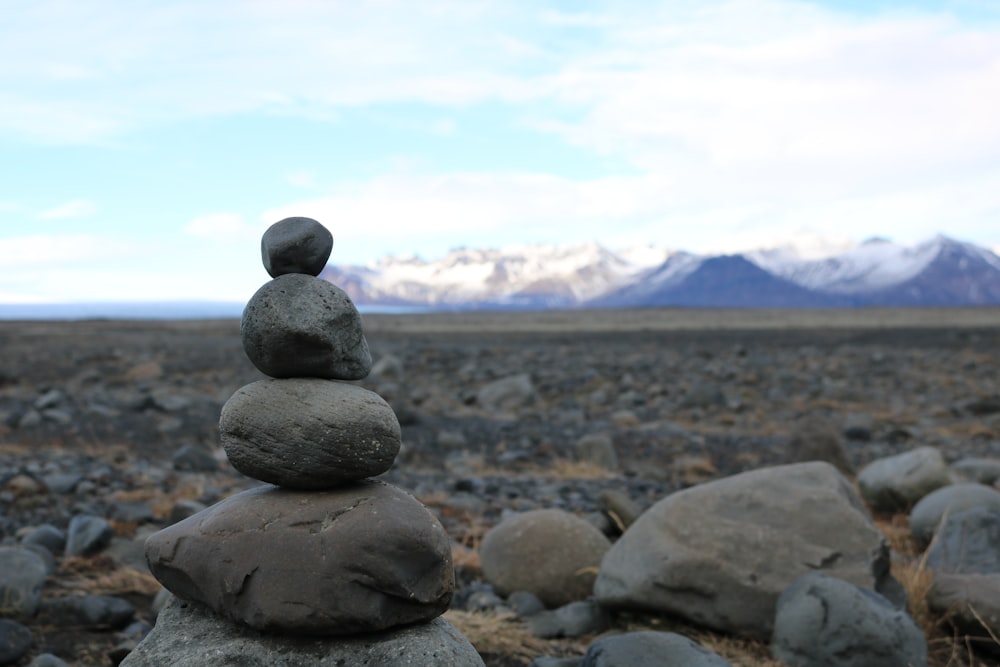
[220,379,401,489]
[241,274,372,380]
[261,217,334,278]
[145,481,453,636]
[121,595,484,667]
[910,483,1000,544]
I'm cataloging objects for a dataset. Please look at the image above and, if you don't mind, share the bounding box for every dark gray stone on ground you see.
[575,433,618,470]
[241,274,372,380]
[925,507,1000,574]
[597,490,642,529]
[40,594,135,630]
[41,472,82,494]
[527,599,611,638]
[476,373,535,413]
[529,658,581,667]
[0,547,48,617]
[580,631,732,667]
[170,444,219,472]
[480,508,611,608]
[120,595,485,667]
[168,499,206,524]
[261,217,334,278]
[950,457,1000,485]
[786,414,855,476]
[771,572,927,667]
[220,378,400,489]
[928,572,1000,655]
[594,462,883,639]
[27,653,72,667]
[508,590,546,617]
[909,482,1000,544]
[857,446,950,513]
[21,524,65,556]
[145,480,453,636]
[111,501,155,524]
[0,619,32,665]
[65,514,113,556]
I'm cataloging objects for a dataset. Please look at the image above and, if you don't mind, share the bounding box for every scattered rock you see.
[0,547,48,617]
[771,572,927,667]
[65,515,113,557]
[507,590,546,617]
[575,433,618,470]
[480,508,611,608]
[857,446,950,513]
[26,653,72,667]
[21,524,65,556]
[476,374,535,413]
[597,490,642,530]
[785,414,855,476]
[220,379,400,489]
[240,274,372,380]
[171,444,220,473]
[527,599,611,638]
[580,631,732,667]
[39,594,135,630]
[145,481,454,635]
[928,572,1000,654]
[950,457,1000,485]
[595,462,883,639]
[909,482,1000,544]
[119,596,485,667]
[925,507,1000,574]
[0,619,32,666]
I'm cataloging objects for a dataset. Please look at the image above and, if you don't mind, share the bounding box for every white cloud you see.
[0,234,135,267]
[183,213,253,240]
[38,199,97,219]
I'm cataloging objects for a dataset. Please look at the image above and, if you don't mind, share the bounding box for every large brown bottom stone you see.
[145,481,454,636]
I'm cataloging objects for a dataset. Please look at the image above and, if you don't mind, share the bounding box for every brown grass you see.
[444,609,589,665]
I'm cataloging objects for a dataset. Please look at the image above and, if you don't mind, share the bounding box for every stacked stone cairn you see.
[123,218,483,666]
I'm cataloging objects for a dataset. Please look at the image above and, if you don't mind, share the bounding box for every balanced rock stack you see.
[123,218,483,666]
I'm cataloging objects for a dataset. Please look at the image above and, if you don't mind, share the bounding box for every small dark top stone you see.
[261,217,334,278]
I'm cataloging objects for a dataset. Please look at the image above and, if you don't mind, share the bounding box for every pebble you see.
[909,482,1000,544]
[171,444,220,472]
[0,619,32,665]
[0,547,48,617]
[26,654,72,667]
[857,446,951,513]
[580,631,732,667]
[21,524,65,556]
[65,514,113,556]
[575,433,618,470]
[925,507,1000,574]
[527,599,611,638]
[39,594,135,630]
[260,217,333,278]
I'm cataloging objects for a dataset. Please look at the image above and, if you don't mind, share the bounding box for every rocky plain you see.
[2,306,1000,666]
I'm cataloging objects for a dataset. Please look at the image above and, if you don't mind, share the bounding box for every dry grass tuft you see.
[444,609,587,665]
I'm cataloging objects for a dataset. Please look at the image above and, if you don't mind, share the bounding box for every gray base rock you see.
[145,480,453,635]
[221,378,401,489]
[594,462,883,639]
[241,273,372,380]
[120,595,485,667]
[771,572,927,667]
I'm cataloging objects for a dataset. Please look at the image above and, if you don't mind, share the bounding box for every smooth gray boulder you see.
[580,631,732,667]
[480,508,611,608]
[925,507,1000,574]
[220,379,400,489]
[66,514,114,556]
[909,483,1000,544]
[261,216,334,278]
[950,457,1000,485]
[857,446,950,512]
[145,481,453,636]
[0,547,48,617]
[771,572,927,667]
[594,462,883,639]
[120,595,485,667]
[241,273,372,380]
[928,572,1000,654]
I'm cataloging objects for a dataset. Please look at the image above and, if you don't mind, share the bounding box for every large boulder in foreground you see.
[145,481,453,636]
[594,462,883,639]
[121,595,484,667]
[480,508,611,608]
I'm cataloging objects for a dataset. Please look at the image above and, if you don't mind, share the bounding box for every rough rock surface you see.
[120,595,485,667]
[924,507,1000,574]
[580,631,732,667]
[594,461,884,638]
[261,217,334,278]
[220,378,401,489]
[145,481,454,635]
[771,572,927,667]
[480,508,611,608]
[928,572,1000,653]
[909,482,1000,544]
[241,274,372,380]
[857,446,951,513]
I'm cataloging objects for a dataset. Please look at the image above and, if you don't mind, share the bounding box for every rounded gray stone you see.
[772,572,927,667]
[241,274,372,380]
[120,595,484,667]
[910,483,1000,544]
[145,480,454,636]
[0,619,32,665]
[261,217,333,278]
[220,379,401,489]
[581,631,732,667]
[480,508,611,608]
[925,507,1000,574]
[857,446,950,513]
[66,514,113,556]
[0,547,48,617]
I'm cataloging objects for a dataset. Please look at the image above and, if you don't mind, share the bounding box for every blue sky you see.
[2,0,999,303]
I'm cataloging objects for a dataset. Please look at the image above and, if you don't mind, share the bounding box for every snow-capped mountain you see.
[322,236,1000,309]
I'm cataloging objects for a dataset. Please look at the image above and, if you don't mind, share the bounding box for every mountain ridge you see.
[320,235,1000,309]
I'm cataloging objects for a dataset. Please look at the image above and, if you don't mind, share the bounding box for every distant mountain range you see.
[320,235,1000,310]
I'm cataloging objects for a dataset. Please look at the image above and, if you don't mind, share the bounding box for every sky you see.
[1,0,999,304]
